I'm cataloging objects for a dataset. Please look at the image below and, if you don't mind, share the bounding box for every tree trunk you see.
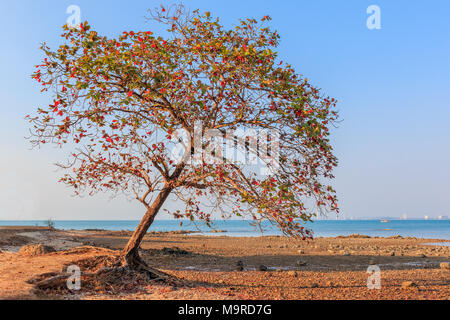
[122,186,173,270]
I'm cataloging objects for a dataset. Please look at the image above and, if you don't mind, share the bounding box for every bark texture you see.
[122,186,173,273]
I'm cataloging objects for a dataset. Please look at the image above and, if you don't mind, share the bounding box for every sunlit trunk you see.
[122,186,173,269]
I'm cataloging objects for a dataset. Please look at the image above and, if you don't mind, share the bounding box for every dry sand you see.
[0,226,448,300]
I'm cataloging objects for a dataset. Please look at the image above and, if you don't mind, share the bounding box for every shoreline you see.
[0,221,449,240]
[0,226,448,300]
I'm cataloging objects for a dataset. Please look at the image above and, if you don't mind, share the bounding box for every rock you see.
[18,244,55,256]
[236,260,244,271]
[287,271,298,277]
[258,264,268,271]
[440,262,450,270]
[401,281,418,289]
[296,260,307,266]
[161,247,189,255]
[298,249,304,254]
[211,229,227,233]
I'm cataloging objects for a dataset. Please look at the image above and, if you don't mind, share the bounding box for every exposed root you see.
[29,249,184,296]
[122,250,183,285]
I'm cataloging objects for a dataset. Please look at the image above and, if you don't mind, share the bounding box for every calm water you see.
[0,219,449,240]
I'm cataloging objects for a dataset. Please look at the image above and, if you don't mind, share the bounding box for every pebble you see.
[296,260,307,266]
[440,262,449,270]
[401,281,418,289]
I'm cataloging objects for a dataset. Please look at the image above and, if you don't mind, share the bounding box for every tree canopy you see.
[29,5,339,240]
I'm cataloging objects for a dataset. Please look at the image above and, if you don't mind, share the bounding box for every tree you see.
[28,4,339,275]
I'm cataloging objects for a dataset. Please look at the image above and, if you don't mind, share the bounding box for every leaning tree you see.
[29,5,339,275]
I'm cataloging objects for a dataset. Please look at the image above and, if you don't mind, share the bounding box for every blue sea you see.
[0,219,449,240]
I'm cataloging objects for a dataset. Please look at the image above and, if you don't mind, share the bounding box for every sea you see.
[0,219,449,240]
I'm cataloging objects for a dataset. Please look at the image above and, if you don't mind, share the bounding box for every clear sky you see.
[0,0,449,220]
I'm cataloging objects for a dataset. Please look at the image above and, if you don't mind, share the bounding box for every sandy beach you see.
[0,226,448,300]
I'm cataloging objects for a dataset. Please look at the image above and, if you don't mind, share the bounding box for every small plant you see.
[45,218,55,229]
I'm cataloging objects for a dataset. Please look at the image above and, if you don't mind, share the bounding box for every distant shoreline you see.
[0,219,448,240]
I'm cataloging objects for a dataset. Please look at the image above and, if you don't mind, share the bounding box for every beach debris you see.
[161,247,189,255]
[258,264,268,271]
[146,247,190,256]
[287,271,298,277]
[336,234,371,239]
[440,262,449,270]
[18,244,55,256]
[296,260,307,266]
[387,235,404,239]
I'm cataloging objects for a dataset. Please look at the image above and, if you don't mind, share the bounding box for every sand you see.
[0,226,448,300]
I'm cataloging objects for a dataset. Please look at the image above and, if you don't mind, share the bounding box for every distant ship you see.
[380,219,389,223]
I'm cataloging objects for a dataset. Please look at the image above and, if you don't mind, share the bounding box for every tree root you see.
[121,251,184,286]
[30,252,184,295]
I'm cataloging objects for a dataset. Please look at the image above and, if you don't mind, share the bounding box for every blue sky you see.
[0,0,449,220]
